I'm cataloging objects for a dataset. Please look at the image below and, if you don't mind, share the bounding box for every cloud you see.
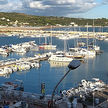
[28,0,97,16]
[102,0,108,4]
[0,0,23,12]
[56,0,76,4]
[0,0,99,16]
[0,0,8,5]
[29,1,50,9]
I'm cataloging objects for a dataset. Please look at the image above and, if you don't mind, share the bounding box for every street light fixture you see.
[51,60,81,108]
[93,91,95,108]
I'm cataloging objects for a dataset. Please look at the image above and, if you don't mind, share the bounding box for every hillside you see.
[0,12,108,26]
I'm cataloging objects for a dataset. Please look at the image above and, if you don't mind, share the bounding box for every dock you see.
[0,56,48,68]
[0,54,49,76]
[0,26,108,39]
[0,89,66,108]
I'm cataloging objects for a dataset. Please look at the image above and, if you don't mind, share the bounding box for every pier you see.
[0,54,49,76]
[0,55,48,68]
[0,26,108,39]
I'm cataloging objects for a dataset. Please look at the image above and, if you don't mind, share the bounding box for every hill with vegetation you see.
[0,12,108,27]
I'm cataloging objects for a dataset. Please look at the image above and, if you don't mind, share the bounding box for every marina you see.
[0,27,108,107]
[0,0,108,107]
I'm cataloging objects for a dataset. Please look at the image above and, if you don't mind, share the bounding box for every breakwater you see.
[0,27,108,39]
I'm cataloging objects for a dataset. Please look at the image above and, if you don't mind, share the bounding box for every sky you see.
[0,0,108,18]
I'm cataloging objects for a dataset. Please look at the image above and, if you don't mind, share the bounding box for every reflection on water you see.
[16,70,30,75]
[49,61,69,67]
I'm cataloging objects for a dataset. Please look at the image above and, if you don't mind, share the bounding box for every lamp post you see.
[51,60,81,108]
[93,91,95,108]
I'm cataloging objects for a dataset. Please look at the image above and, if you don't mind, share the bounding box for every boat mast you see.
[76,27,78,47]
[87,23,89,50]
[45,34,47,44]
[93,19,96,47]
[50,25,52,45]
[74,25,76,47]
[77,25,80,47]
[64,29,67,53]
[64,39,67,53]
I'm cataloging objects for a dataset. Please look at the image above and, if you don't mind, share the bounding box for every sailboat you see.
[48,37,73,62]
[39,26,56,50]
[65,26,85,59]
[80,23,96,58]
[88,20,100,52]
[84,23,96,57]
[67,24,96,58]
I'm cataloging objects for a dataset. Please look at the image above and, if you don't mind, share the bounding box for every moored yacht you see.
[48,51,73,62]
[0,48,9,56]
[65,48,85,60]
[79,48,96,58]
[93,45,100,51]
[88,44,100,52]
[69,47,96,58]
[12,47,27,53]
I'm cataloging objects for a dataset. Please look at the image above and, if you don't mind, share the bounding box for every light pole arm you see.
[50,60,81,108]
[51,69,71,107]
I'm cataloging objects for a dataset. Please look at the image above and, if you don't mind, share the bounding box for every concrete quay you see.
[0,89,68,108]
[0,26,108,38]
[1,89,108,108]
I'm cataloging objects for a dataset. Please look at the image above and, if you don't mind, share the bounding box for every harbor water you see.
[0,27,108,95]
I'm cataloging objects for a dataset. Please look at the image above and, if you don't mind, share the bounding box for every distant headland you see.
[0,12,108,27]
